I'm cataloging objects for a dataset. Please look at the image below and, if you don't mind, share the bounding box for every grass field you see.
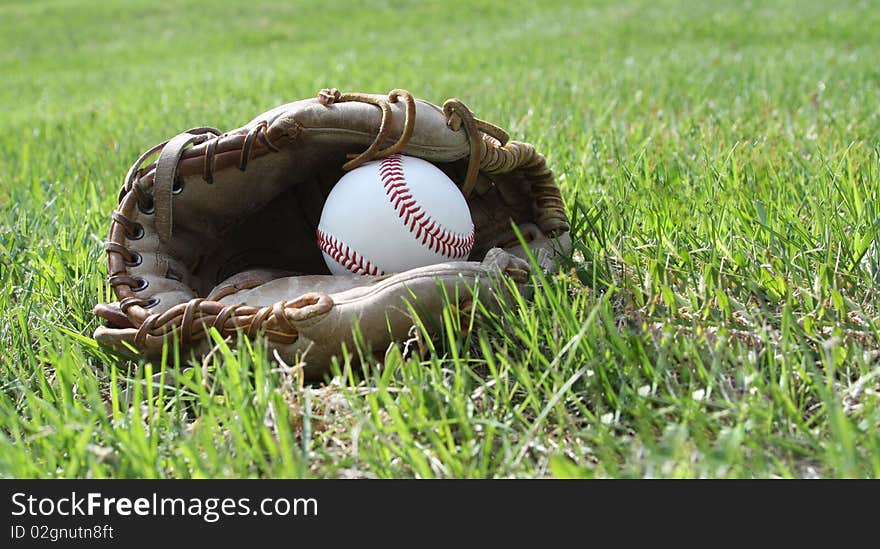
[1,0,879,478]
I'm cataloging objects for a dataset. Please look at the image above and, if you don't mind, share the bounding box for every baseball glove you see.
[93,88,571,379]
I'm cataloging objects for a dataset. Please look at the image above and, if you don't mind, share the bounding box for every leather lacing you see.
[317,88,417,171]
[111,211,144,240]
[102,88,569,350]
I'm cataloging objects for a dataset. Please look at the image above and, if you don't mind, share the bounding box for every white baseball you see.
[317,154,475,276]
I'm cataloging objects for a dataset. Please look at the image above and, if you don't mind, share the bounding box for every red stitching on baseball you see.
[317,228,383,276]
[379,154,475,259]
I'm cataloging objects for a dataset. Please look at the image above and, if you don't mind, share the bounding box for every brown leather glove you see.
[93,88,571,379]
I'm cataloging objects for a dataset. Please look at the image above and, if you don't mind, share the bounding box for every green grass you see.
[1,0,879,478]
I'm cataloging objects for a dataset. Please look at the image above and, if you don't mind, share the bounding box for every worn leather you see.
[93,89,571,378]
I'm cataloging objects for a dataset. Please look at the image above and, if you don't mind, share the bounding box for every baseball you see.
[317,154,475,276]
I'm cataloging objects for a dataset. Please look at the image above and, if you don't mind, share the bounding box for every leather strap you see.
[154,127,220,242]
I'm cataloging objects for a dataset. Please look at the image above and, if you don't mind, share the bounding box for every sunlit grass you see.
[1,0,879,478]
